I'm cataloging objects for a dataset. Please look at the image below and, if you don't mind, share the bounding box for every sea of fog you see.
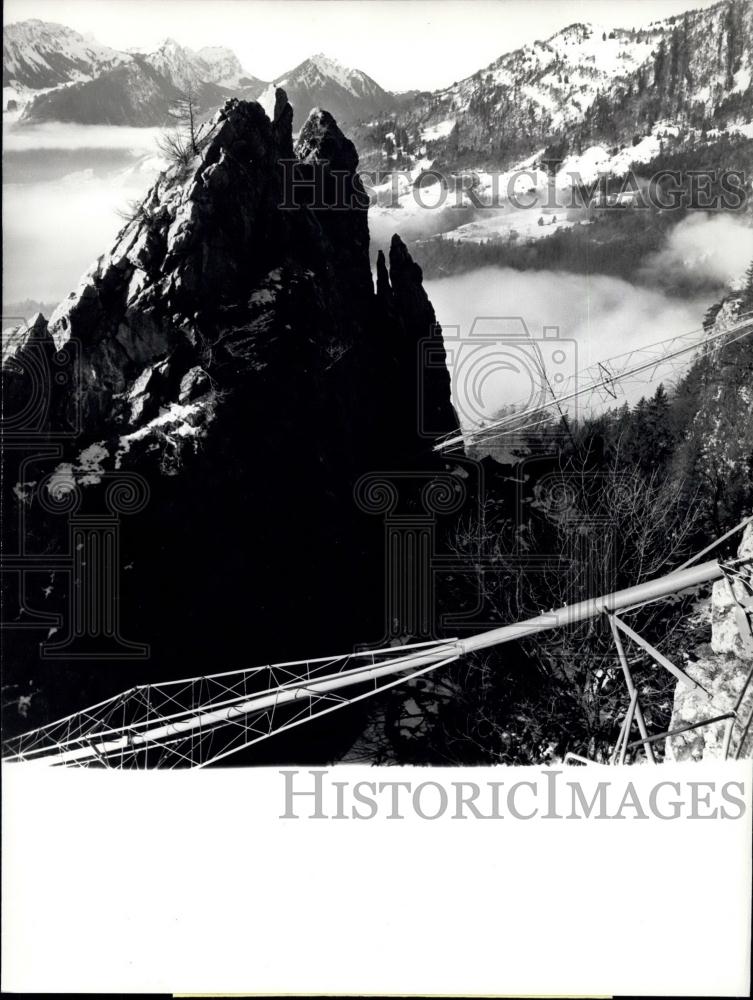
[2,122,165,310]
[424,268,710,428]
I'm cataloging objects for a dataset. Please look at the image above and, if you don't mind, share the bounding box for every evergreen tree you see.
[644,383,673,467]
[740,258,753,311]
[654,38,667,90]
[703,301,723,330]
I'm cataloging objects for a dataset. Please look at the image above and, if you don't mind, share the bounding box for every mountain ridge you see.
[8,5,748,137]
[3,19,394,127]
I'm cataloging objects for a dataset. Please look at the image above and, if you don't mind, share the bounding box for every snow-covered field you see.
[368,119,749,250]
[436,207,580,244]
[420,119,455,142]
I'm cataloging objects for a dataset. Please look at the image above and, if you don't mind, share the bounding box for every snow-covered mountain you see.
[3,18,129,94]
[141,36,211,89]
[258,53,395,128]
[141,37,263,91]
[353,21,668,168]
[3,21,385,127]
[6,23,267,125]
[355,0,753,169]
[18,57,189,126]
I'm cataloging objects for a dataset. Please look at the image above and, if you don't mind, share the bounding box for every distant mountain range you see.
[2,22,266,125]
[4,1,753,165]
[2,19,394,127]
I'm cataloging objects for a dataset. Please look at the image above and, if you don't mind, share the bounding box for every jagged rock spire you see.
[272,86,294,159]
[2,94,459,750]
[295,107,359,173]
[375,249,391,302]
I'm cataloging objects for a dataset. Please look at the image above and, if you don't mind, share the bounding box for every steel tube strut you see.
[458,558,736,653]
[608,615,655,764]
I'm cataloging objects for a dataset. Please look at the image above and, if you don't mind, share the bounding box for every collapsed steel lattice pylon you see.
[434,317,753,452]
[4,555,751,768]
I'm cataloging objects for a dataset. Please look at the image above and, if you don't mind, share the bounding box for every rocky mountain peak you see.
[196,45,248,87]
[308,52,343,71]
[143,36,207,88]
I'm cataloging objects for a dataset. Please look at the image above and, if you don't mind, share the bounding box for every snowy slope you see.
[18,57,185,126]
[279,53,387,100]
[3,19,130,90]
[355,2,753,174]
[351,20,668,171]
[590,0,753,134]
[141,37,203,89]
[444,22,663,133]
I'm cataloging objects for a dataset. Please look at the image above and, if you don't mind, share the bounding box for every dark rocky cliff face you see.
[2,92,458,756]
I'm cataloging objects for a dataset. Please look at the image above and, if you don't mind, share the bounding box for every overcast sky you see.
[6,0,721,91]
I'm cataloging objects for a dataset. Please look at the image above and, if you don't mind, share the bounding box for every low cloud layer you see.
[642,213,753,291]
[425,267,709,428]
[3,122,164,152]
[3,142,163,307]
